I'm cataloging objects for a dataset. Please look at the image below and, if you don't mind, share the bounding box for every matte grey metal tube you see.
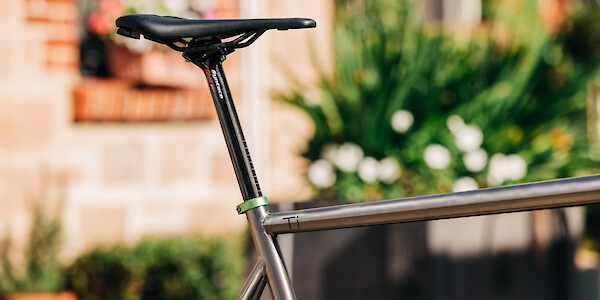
[237,260,266,300]
[247,206,296,300]
[264,175,600,234]
[250,277,268,300]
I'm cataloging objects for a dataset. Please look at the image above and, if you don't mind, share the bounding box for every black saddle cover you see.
[116,14,316,42]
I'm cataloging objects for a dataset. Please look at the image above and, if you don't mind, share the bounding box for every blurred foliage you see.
[563,6,600,63]
[587,204,600,249]
[566,4,600,251]
[66,235,245,300]
[0,170,66,295]
[0,206,63,294]
[283,0,600,202]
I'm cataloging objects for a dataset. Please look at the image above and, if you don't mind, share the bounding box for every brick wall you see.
[0,0,332,259]
[25,0,80,72]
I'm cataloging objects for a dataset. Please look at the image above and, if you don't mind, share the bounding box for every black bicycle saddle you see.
[116,14,316,42]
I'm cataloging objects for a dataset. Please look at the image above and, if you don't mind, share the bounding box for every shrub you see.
[0,205,64,294]
[66,236,245,300]
[283,0,600,202]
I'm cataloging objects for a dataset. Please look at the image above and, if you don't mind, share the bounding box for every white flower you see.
[488,153,508,186]
[308,160,336,188]
[487,153,527,185]
[454,124,484,152]
[463,148,488,173]
[487,174,502,186]
[378,157,401,184]
[358,157,379,183]
[391,110,414,133]
[334,143,364,172]
[320,143,339,163]
[446,115,465,133]
[424,144,451,169]
[453,177,479,192]
[505,154,527,181]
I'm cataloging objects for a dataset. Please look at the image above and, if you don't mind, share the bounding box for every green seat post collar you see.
[237,196,269,214]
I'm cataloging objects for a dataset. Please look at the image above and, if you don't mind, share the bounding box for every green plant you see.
[283,0,600,202]
[66,235,246,300]
[0,204,65,294]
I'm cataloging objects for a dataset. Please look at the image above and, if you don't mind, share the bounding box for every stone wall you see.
[0,0,332,260]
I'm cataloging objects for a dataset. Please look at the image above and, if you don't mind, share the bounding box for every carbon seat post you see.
[193,54,297,300]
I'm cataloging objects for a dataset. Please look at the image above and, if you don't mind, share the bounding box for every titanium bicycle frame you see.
[194,50,600,300]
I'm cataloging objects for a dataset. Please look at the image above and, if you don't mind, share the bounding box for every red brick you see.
[26,1,77,24]
[122,92,143,122]
[46,39,78,47]
[161,94,176,121]
[27,16,77,24]
[73,79,130,121]
[96,94,124,122]
[73,79,216,122]
[95,86,124,120]
[46,61,80,73]
[148,96,167,121]
[133,90,155,121]
[72,90,90,121]
[45,23,79,42]
[172,95,193,120]
[45,1,77,20]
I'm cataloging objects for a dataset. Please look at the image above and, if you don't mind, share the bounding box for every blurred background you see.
[1,0,600,299]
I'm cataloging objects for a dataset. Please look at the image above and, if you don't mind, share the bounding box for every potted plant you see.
[0,199,75,300]
[84,0,219,87]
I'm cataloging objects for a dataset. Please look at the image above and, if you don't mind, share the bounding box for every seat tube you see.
[199,56,297,300]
